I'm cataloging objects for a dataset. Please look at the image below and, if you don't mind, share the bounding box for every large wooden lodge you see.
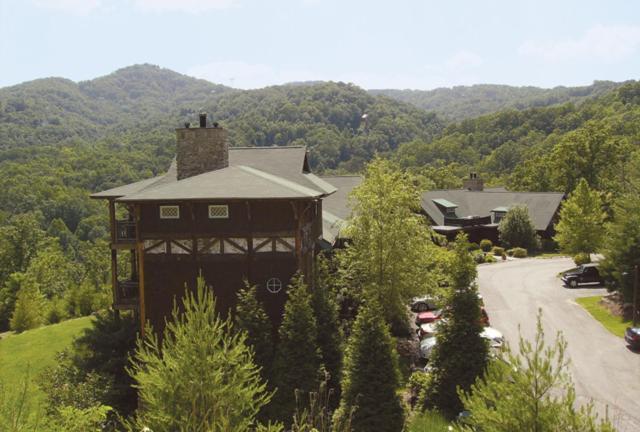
[92,114,335,332]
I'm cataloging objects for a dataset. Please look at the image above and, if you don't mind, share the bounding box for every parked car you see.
[417,319,445,339]
[415,309,443,325]
[410,296,439,313]
[481,326,504,349]
[419,336,437,359]
[561,263,603,288]
[625,327,640,349]
[418,326,504,360]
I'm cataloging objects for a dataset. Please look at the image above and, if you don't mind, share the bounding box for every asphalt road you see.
[477,257,640,431]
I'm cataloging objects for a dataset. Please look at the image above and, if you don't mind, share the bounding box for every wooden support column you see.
[135,204,146,336]
[108,199,119,317]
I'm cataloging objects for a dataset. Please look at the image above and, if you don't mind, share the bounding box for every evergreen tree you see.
[10,284,45,332]
[270,273,322,423]
[425,237,488,419]
[128,276,271,432]
[600,194,640,301]
[236,281,275,380]
[457,311,615,432]
[498,205,539,251]
[312,256,343,403]
[554,178,605,258]
[333,298,404,432]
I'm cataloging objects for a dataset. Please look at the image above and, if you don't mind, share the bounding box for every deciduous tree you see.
[498,205,539,251]
[554,178,605,257]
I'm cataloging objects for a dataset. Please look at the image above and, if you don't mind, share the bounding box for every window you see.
[160,205,180,219]
[266,278,283,294]
[493,212,506,224]
[208,204,229,219]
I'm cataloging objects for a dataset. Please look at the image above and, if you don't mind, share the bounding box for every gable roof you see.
[320,175,362,243]
[421,189,564,231]
[91,146,335,201]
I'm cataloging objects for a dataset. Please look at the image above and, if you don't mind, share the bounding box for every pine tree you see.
[554,178,605,257]
[10,284,45,333]
[333,298,404,432]
[457,311,615,432]
[270,273,322,423]
[312,256,343,404]
[128,276,271,431]
[425,237,488,419]
[236,281,275,380]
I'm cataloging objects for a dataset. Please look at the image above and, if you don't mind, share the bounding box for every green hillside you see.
[0,316,93,405]
[371,81,623,122]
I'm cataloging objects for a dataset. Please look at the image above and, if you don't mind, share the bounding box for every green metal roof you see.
[432,198,458,208]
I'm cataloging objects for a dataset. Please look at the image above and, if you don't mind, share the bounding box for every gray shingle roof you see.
[421,189,564,231]
[320,175,362,242]
[92,146,335,201]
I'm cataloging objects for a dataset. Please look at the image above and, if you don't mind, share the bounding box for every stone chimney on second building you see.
[176,113,228,180]
[463,172,484,191]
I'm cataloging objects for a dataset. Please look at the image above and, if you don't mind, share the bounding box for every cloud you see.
[187,61,323,89]
[32,0,102,15]
[518,24,640,63]
[132,0,238,13]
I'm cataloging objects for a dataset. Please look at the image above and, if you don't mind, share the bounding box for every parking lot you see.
[478,257,640,432]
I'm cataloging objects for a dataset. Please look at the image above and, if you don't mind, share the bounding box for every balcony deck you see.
[112,220,136,248]
[114,279,139,310]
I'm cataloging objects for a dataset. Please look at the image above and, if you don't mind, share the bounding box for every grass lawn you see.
[575,296,630,338]
[406,410,451,431]
[0,316,93,406]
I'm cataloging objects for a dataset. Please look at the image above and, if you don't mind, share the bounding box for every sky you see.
[1,0,639,90]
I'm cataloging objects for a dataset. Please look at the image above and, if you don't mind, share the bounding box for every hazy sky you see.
[1,0,639,90]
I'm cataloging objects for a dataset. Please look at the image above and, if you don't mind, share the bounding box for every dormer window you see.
[432,198,458,218]
[491,207,509,224]
[159,205,180,219]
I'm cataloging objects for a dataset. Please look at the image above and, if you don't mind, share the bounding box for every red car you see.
[415,310,443,325]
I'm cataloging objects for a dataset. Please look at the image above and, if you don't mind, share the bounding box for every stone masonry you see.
[176,125,229,180]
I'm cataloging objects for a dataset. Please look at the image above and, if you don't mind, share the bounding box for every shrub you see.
[540,238,558,253]
[45,298,67,324]
[472,251,486,264]
[511,248,528,258]
[573,253,591,266]
[468,242,480,251]
[408,371,431,408]
[485,254,497,263]
[491,246,504,256]
[479,239,493,252]
[506,249,515,257]
[501,252,507,260]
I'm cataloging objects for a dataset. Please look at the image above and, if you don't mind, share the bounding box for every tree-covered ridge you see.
[0,64,230,149]
[203,82,442,171]
[396,81,640,194]
[370,81,623,122]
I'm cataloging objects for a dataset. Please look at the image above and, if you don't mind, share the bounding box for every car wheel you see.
[570,279,578,288]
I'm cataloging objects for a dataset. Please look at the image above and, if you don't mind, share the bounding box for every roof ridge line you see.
[237,165,322,197]
[230,145,306,150]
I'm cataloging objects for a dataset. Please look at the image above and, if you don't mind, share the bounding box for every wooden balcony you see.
[114,279,139,310]
[114,220,136,245]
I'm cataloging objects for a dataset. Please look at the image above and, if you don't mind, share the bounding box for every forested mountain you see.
[370,81,623,122]
[395,81,640,196]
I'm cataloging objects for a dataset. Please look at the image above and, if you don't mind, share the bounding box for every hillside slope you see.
[370,81,623,122]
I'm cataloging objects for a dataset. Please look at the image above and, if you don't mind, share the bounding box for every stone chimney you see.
[463,172,484,191]
[176,113,228,180]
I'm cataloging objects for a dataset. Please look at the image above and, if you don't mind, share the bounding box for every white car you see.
[419,336,437,359]
[481,326,504,348]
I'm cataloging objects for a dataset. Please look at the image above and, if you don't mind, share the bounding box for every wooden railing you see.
[114,279,139,309]
[115,220,136,243]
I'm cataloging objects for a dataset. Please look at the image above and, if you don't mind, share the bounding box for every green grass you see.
[407,410,451,431]
[0,316,93,406]
[575,296,630,338]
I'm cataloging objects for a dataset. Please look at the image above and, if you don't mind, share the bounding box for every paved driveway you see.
[478,257,640,431]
